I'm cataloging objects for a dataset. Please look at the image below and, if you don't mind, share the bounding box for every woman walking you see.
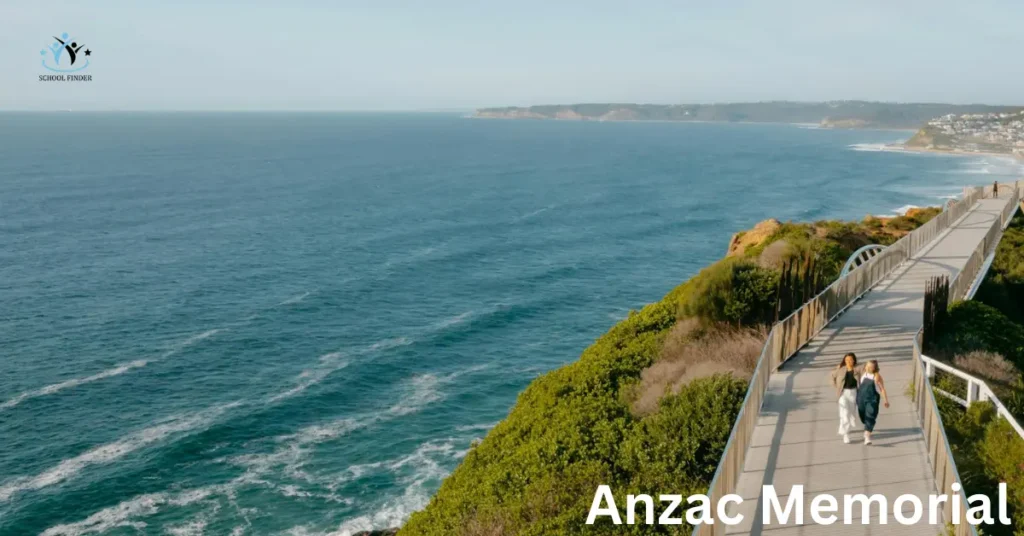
[857,360,890,445]
[830,352,861,444]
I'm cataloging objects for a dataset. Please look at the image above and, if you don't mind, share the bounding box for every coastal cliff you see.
[398,209,941,535]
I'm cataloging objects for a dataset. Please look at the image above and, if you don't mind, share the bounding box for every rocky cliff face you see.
[727,218,781,256]
[904,127,938,148]
[819,117,869,129]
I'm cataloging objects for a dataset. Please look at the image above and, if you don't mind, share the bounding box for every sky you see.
[1,0,1023,111]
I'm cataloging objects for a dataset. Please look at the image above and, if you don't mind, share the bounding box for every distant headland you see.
[473,101,1021,131]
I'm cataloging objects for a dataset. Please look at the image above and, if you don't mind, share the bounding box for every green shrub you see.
[976,213,1024,324]
[677,258,778,326]
[933,301,1024,370]
[936,399,1024,535]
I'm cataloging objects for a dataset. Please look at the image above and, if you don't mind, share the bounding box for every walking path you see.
[724,193,1017,536]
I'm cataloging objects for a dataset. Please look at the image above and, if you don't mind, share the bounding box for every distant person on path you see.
[831,352,862,444]
[857,360,890,445]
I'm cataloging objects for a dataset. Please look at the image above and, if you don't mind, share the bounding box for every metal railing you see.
[839,244,886,277]
[911,335,975,536]
[696,183,1000,536]
[907,179,1021,536]
[919,354,1024,440]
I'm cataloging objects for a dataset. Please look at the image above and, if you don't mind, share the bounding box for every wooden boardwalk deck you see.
[724,193,1017,536]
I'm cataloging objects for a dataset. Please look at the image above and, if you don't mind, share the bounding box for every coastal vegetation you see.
[929,212,1024,535]
[473,102,1020,130]
[400,209,941,536]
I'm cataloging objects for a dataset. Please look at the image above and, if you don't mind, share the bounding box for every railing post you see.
[925,360,934,379]
[966,381,978,406]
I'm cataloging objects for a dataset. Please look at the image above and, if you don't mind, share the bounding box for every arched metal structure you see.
[839,244,887,277]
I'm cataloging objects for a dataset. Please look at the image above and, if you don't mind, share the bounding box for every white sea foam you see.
[1,329,224,412]
[387,374,446,416]
[382,244,444,268]
[0,360,148,411]
[268,352,350,403]
[277,291,312,306]
[284,418,368,446]
[266,334,420,405]
[325,439,466,535]
[177,329,222,348]
[165,519,208,536]
[0,403,237,504]
[364,337,412,353]
[329,493,424,536]
[39,416,359,534]
[513,204,556,222]
[428,311,474,331]
[229,417,371,487]
[892,204,920,216]
[847,143,891,152]
[455,421,499,432]
[40,485,220,536]
[384,367,491,417]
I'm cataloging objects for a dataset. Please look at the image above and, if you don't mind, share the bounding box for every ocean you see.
[0,113,1020,535]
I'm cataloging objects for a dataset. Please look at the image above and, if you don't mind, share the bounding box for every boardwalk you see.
[724,193,1017,536]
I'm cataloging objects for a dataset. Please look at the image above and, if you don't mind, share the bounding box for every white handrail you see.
[920,353,1024,440]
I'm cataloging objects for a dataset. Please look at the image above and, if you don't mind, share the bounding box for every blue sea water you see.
[0,113,1021,535]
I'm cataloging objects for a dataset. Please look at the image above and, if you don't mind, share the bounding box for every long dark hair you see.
[838,352,857,368]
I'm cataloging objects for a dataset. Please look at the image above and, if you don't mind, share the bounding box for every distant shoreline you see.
[880,143,1024,162]
[468,114,918,132]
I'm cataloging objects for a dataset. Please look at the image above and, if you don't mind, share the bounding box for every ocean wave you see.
[325,439,467,535]
[387,374,447,417]
[512,204,556,222]
[382,244,446,269]
[455,421,499,432]
[40,485,221,536]
[0,329,224,412]
[386,365,491,417]
[229,417,373,487]
[42,415,364,535]
[165,520,209,536]
[427,311,474,331]
[0,403,238,504]
[363,337,413,353]
[277,291,312,306]
[268,352,351,403]
[847,143,890,152]
[176,329,222,348]
[893,204,920,216]
[0,360,148,411]
[268,335,419,403]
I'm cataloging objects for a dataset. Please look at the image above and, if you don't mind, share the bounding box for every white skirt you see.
[838,388,858,435]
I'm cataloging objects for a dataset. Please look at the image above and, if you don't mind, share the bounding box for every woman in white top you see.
[831,352,863,444]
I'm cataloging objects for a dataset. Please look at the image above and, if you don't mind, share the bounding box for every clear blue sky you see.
[3,0,1023,111]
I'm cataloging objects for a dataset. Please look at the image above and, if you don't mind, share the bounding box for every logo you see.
[39,32,93,82]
